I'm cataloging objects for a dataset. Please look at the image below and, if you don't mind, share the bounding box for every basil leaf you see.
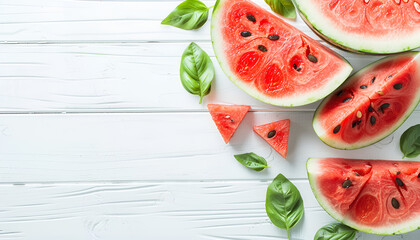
[264,0,296,19]
[266,174,304,239]
[180,42,215,104]
[234,153,270,171]
[400,124,420,158]
[161,0,209,30]
[314,223,357,240]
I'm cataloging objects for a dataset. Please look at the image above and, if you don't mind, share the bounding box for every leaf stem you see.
[208,5,214,9]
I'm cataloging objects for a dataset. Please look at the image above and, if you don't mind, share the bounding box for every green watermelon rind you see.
[313,52,420,150]
[292,0,420,54]
[210,0,353,107]
[307,158,420,235]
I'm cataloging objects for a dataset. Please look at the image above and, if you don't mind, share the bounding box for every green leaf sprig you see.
[314,222,357,240]
[161,0,211,30]
[264,0,296,19]
[234,152,270,171]
[180,42,215,104]
[266,173,304,239]
[400,124,420,158]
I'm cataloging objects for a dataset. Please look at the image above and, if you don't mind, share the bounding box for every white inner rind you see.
[211,0,353,107]
[307,158,420,234]
[294,0,420,54]
[313,52,420,150]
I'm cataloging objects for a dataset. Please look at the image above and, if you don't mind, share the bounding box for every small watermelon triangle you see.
[254,119,290,158]
[208,104,250,144]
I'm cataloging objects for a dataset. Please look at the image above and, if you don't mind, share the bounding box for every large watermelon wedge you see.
[313,52,420,150]
[294,0,420,54]
[307,158,420,235]
[211,0,353,107]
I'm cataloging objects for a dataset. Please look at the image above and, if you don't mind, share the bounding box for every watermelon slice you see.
[313,52,420,149]
[294,0,420,54]
[307,157,420,235]
[211,0,352,107]
[208,104,250,143]
[254,119,290,158]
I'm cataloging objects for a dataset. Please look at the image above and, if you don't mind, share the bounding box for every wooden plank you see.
[0,0,322,42]
[0,182,418,239]
[0,112,417,182]
[0,43,404,113]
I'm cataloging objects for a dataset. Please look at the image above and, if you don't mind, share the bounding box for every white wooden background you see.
[0,0,419,239]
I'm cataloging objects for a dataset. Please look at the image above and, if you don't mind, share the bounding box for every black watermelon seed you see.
[388,74,393,78]
[241,31,251,37]
[258,45,267,52]
[360,85,367,89]
[418,173,420,178]
[368,106,373,112]
[370,116,376,125]
[293,63,302,72]
[352,120,361,128]
[307,54,318,63]
[397,171,401,175]
[336,90,343,96]
[371,77,376,84]
[246,14,256,22]
[343,98,351,103]
[393,83,403,90]
[391,198,400,209]
[396,177,404,187]
[268,34,279,41]
[380,103,390,111]
[355,172,360,176]
[342,179,352,188]
[333,125,341,134]
[267,130,276,138]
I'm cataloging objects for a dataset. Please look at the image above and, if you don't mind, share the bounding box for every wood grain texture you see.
[0,0,419,239]
[0,43,415,113]
[0,0,315,43]
[0,112,417,183]
[0,182,418,240]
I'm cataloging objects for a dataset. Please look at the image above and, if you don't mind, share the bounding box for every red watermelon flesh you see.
[211,0,352,106]
[253,119,290,158]
[313,52,420,149]
[308,158,420,234]
[208,104,250,143]
[294,0,420,54]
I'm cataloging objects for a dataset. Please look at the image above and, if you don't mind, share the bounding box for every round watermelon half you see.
[307,158,420,235]
[211,0,353,107]
[293,0,420,54]
[313,51,420,150]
